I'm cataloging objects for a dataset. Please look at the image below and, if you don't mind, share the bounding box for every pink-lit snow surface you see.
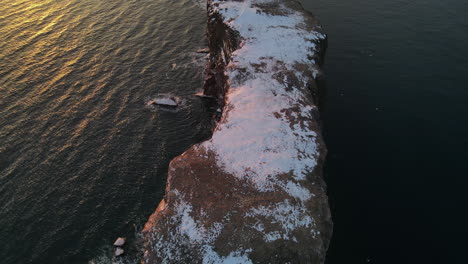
[205,0,326,200]
[144,1,329,263]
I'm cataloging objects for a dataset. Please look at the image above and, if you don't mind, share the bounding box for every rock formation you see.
[143,0,332,263]
[113,237,126,247]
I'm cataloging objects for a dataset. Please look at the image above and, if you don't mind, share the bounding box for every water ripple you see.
[0,0,211,263]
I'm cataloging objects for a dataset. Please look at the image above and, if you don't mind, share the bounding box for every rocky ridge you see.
[143,0,332,263]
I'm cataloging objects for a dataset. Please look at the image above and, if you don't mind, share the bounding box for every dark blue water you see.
[300,0,468,263]
[0,0,210,263]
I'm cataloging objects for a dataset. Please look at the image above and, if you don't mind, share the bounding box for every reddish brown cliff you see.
[143,1,332,263]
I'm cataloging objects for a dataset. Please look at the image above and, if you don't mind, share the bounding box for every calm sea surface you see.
[300,0,468,263]
[0,0,211,263]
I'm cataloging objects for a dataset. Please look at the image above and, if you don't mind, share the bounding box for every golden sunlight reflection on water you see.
[0,0,213,263]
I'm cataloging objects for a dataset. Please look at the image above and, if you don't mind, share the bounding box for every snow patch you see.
[173,198,224,244]
[203,247,253,264]
[246,199,317,242]
[147,194,252,262]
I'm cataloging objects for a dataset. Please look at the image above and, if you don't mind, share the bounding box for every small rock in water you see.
[113,237,126,247]
[114,247,124,257]
[147,97,178,107]
[155,98,178,107]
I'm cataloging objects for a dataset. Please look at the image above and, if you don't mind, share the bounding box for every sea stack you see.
[143,0,332,263]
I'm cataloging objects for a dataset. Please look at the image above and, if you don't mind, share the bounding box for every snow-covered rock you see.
[143,1,332,263]
[114,247,124,257]
[155,98,178,107]
[113,237,126,247]
[148,97,178,107]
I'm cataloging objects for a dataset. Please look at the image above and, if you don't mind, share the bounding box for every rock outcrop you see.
[143,0,332,263]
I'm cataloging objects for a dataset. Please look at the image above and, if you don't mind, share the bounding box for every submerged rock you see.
[143,0,332,263]
[113,237,126,247]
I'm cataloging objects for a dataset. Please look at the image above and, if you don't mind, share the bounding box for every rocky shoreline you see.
[142,0,332,263]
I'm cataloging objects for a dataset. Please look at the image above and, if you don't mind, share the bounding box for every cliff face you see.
[143,0,332,263]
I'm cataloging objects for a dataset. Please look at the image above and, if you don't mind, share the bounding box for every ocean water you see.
[0,0,212,263]
[2,0,468,263]
[300,0,468,263]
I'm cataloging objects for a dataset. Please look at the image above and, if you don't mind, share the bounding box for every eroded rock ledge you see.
[143,0,332,263]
